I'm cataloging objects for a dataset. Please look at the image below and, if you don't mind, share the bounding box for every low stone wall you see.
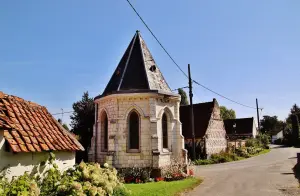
[228,140,246,148]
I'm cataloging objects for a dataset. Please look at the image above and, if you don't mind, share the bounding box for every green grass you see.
[251,148,270,156]
[125,177,202,196]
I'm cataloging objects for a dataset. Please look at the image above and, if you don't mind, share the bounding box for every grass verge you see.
[125,177,202,196]
[194,148,271,165]
[252,148,270,156]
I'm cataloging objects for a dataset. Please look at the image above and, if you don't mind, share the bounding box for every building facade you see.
[180,99,227,159]
[0,91,84,179]
[224,117,257,140]
[88,31,187,168]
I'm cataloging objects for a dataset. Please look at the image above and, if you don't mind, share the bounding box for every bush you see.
[193,151,238,165]
[193,159,214,165]
[256,134,270,148]
[161,159,187,181]
[118,167,152,183]
[245,134,270,149]
[0,153,128,196]
[235,148,251,158]
[7,173,40,196]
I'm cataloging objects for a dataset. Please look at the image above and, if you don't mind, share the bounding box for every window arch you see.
[101,111,108,152]
[128,110,140,150]
[162,113,168,149]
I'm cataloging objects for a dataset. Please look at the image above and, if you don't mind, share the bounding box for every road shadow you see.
[289,157,297,159]
[281,173,294,175]
[271,145,291,149]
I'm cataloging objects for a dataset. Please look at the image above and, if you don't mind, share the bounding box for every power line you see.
[52,111,73,116]
[172,86,189,92]
[125,0,188,79]
[125,0,259,110]
[192,80,257,109]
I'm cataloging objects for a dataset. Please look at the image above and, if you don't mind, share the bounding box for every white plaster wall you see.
[0,131,76,180]
[252,119,257,138]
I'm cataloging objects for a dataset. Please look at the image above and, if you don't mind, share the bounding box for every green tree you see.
[260,115,284,135]
[70,92,95,163]
[286,104,300,124]
[291,115,300,146]
[220,106,236,120]
[178,88,189,106]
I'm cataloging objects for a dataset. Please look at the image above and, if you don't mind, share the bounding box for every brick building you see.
[88,31,187,168]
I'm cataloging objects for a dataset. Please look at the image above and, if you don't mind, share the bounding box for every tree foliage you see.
[260,115,284,135]
[178,88,189,106]
[220,106,236,120]
[291,115,300,146]
[70,92,95,163]
[286,104,300,124]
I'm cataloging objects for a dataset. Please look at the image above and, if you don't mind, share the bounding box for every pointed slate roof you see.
[97,31,174,99]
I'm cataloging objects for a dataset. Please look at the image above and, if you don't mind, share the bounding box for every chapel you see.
[88,31,187,168]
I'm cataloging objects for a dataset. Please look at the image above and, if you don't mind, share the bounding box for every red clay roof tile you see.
[0,92,84,153]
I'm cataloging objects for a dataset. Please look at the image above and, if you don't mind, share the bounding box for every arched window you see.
[101,112,108,152]
[129,111,140,150]
[162,113,168,149]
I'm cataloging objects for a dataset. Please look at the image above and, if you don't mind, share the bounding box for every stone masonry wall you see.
[88,93,186,168]
[205,101,227,156]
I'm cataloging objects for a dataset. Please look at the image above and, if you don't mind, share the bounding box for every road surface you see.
[188,146,300,196]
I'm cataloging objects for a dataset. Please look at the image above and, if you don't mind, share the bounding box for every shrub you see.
[194,151,238,165]
[161,159,187,181]
[0,153,128,196]
[211,151,238,163]
[235,148,250,158]
[245,138,259,148]
[193,159,214,165]
[256,134,270,148]
[118,167,152,183]
[7,173,40,196]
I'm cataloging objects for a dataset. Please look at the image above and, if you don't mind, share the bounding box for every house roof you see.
[180,100,216,138]
[96,30,173,99]
[224,118,255,136]
[0,91,84,153]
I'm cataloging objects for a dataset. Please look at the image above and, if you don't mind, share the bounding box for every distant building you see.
[180,99,227,159]
[88,31,187,168]
[271,130,283,143]
[0,91,84,179]
[224,117,257,139]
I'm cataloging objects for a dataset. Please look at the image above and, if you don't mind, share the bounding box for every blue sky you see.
[1,1,299,127]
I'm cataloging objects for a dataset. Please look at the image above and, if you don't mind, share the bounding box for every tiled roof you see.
[98,30,173,99]
[0,91,84,153]
[180,100,216,138]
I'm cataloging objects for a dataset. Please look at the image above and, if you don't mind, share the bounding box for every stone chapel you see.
[88,31,187,168]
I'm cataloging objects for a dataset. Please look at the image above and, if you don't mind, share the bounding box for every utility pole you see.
[256,98,260,132]
[188,64,196,161]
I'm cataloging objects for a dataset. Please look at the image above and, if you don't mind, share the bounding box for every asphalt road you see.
[188,146,300,196]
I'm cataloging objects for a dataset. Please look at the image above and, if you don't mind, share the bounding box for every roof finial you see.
[136,30,140,34]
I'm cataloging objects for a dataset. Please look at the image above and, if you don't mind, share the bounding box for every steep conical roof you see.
[99,31,172,98]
